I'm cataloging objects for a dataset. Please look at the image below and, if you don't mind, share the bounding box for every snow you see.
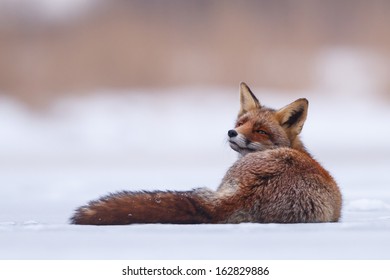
[0,82,390,259]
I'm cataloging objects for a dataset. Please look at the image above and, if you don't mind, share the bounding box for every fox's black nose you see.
[228,129,238,138]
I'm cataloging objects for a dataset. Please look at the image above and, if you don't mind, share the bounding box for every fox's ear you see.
[276,98,308,136]
[238,82,261,117]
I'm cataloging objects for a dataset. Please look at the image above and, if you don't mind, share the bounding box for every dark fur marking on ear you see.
[246,87,260,106]
[283,107,304,128]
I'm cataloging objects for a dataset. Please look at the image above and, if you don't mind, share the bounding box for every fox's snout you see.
[227,127,269,155]
[227,129,238,138]
[228,129,251,155]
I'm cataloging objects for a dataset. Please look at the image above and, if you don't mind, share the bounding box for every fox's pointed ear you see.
[238,82,261,117]
[276,98,308,136]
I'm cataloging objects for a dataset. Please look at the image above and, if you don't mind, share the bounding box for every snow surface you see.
[0,85,390,260]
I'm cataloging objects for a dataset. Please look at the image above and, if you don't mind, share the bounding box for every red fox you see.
[71,83,342,225]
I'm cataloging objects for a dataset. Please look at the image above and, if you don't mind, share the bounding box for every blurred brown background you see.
[0,0,389,106]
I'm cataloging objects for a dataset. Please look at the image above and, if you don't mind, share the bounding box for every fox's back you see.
[218,147,342,223]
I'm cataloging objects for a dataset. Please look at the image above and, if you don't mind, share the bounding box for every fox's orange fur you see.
[71,83,342,225]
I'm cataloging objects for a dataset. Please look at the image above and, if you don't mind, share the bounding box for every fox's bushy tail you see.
[70,190,215,225]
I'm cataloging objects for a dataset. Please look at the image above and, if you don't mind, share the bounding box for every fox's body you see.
[71,83,342,225]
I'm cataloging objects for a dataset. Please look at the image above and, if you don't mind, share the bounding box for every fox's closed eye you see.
[255,130,268,135]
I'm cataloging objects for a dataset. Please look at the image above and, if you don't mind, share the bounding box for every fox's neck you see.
[291,137,312,156]
[237,137,311,158]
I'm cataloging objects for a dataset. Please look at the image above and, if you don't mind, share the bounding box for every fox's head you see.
[228,82,308,156]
